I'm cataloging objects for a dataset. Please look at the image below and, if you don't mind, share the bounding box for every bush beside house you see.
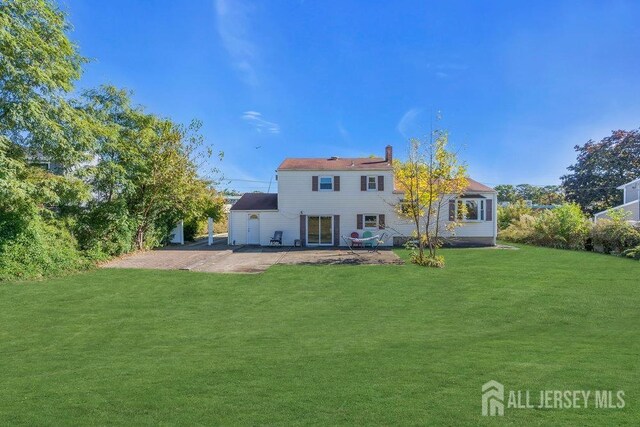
[499,203,640,260]
[499,203,590,250]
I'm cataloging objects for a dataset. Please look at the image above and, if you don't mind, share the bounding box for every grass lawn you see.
[1,245,639,425]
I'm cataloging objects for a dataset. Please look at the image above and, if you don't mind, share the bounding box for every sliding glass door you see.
[307,216,333,245]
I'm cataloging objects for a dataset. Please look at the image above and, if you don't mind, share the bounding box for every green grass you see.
[1,246,639,425]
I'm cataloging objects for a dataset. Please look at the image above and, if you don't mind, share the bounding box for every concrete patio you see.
[103,239,404,273]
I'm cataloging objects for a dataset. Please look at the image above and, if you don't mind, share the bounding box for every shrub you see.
[497,200,533,230]
[499,204,591,250]
[410,252,445,268]
[623,245,640,260]
[531,203,591,250]
[590,212,640,254]
[74,201,136,259]
[183,218,208,241]
[498,214,537,243]
[0,217,90,281]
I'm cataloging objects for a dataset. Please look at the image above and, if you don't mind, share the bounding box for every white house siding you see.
[388,192,497,244]
[594,200,640,222]
[229,169,497,246]
[623,182,640,204]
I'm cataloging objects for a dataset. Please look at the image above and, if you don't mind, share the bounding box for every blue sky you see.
[64,0,640,192]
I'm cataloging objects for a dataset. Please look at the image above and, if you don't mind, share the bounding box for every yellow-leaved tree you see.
[394,131,468,267]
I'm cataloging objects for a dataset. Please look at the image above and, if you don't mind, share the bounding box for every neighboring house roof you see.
[230,193,278,211]
[278,157,392,171]
[617,177,640,190]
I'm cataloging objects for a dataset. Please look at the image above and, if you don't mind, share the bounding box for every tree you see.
[537,185,564,205]
[515,184,543,203]
[0,0,93,165]
[393,131,468,267]
[562,129,640,214]
[495,184,518,203]
[78,86,223,251]
[496,184,564,205]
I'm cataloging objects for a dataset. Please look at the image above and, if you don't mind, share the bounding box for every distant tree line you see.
[0,0,222,280]
[494,184,564,205]
[496,128,640,215]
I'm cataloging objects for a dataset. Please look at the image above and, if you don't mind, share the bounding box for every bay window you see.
[457,198,485,221]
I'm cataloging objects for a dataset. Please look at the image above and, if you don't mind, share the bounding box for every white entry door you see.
[247,214,260,244]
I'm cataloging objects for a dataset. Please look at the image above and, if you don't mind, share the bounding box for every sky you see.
[63,0,640,192]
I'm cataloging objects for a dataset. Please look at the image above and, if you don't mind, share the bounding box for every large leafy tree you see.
[0,0,93,165]
[1,0,90,249]
[78,86,222,250]
[562,129,640,214]
[394,131,468,267]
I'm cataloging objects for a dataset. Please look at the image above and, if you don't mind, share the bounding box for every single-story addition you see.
[594,177,640,223]
[228,145,497,247]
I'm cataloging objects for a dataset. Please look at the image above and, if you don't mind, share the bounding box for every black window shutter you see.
[312,176,318,191]
[378,176,384,191]
[357,214,363,229]
[333,215,340,246]
[449,199,456,221]
[360,176,366,191]
[486,199,493,221]
[334,176,340,191]
[379,214,385,229]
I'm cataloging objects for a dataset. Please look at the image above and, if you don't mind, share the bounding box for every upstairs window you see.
[367,176,377,191]
[319,176,333,191]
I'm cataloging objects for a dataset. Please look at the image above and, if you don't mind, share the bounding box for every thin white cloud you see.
[434,62,468,71]
[242,111,280,134]
[338,121,350,142]
[215,0,258,86]
[397,108,422,138]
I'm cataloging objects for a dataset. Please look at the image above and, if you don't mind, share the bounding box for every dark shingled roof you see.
[278,157,392,171]
[230,193,278,211]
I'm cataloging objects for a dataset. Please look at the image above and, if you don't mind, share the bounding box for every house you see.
[228,145,497,247]
[594,178,640,223]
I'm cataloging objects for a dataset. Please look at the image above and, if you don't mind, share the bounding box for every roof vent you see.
[329,156,339,160]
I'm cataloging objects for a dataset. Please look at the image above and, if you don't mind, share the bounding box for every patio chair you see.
[362,230,374,248]
[269,231,283,246]
[350,232,362,248]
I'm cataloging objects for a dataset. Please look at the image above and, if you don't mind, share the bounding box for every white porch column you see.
[208,217,214,245]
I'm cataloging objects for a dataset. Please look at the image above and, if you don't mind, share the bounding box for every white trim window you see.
[364,214,379,228]
[319,176,333,191]
[367,176,377,191]
[457,199,485,221]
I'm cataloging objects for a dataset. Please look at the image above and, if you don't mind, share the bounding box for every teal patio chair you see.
[362,230,374,248]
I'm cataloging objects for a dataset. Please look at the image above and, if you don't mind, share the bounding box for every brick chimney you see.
[385,145,393,163]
